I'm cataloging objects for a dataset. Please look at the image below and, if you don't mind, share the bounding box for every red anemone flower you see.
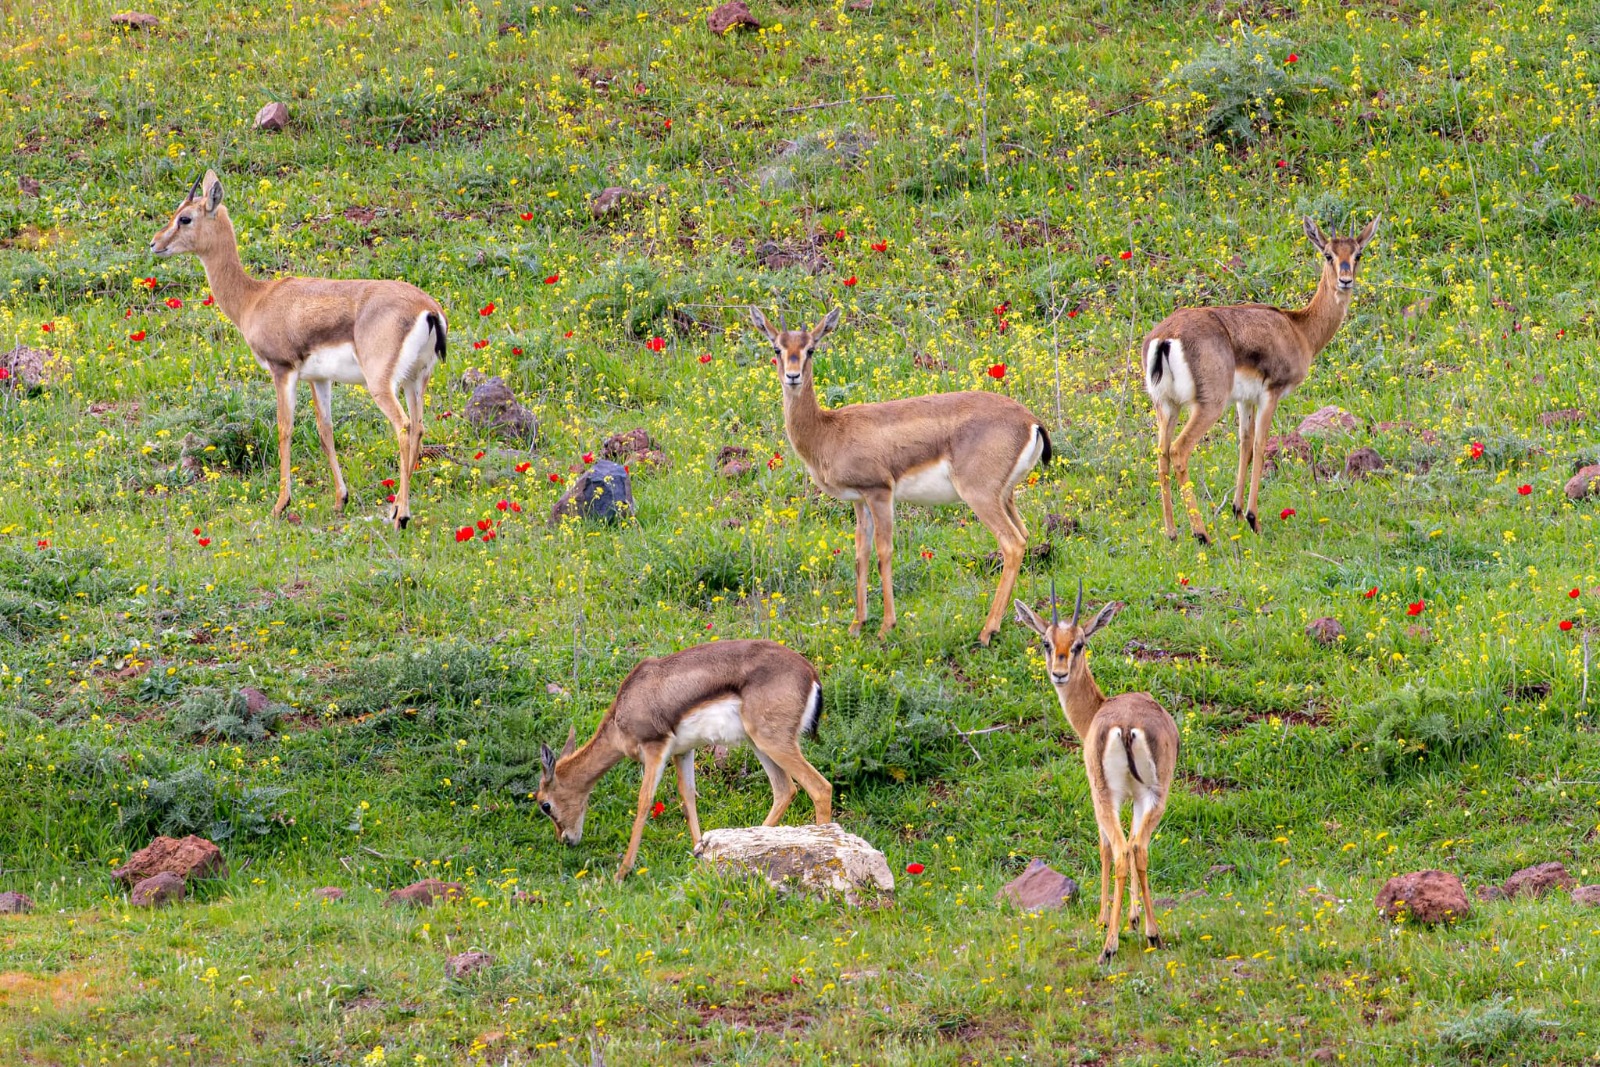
[843,275,858,286]
[455,526,473,543]
[197,537,211,547]
[202,294,215,306]
[1517,484,1532,496]
[582,452,595,464]
[1407,601,1426,616]
[129,330,146,341]
[520,211,534,221]
[1280,507,1296,519]
[165,297,183,309]
[1560,620,1575,632]
[1119,250,1133,260]
[905,863,925,875]
[480,302,496,317]
[871,240,887,252]
[544,274,559,284]
[698,353,712,364]
[645,337,666,352]
[987,364,1006,380]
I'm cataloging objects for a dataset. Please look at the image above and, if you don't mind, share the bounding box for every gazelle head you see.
[150,169,229,258]
[751,307,841,392]
[1303,216,1379,294]
[1013,579,1121,690]
[535,727,589,845]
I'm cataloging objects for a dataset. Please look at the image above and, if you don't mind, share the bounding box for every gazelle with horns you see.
[1143,216,1379,544]
[535,640,832,881]
[1015,581,1179,963]
[753,307,1052,646]
[150,170,447,528]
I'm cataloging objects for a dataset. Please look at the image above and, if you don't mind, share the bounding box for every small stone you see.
[1375,869,1470,925]
[590,187,639,216]
[113,835,227,886]
[695,824,893,905]
[548,460,634,526]
[1404,625,1433,642]
[311,887,345,902]
[996,859,1079,911]
[1343,447,1385,479]
[0,891,35,914]
[446,951,495,978]
[1475,884,1506,903]
[2,344,67,393]
[720,459,754,479]
[385,879,465,907]
[707,0,760,34]
[463,376,537,443]
[1539,408,1584,428]
[110,11,159,28]
[1205,863,1237,882]
[1306,617,1344,645]
[1502,861,1574,900]
[239,687,270,715]
[1297,406,1360,437]
[18,176,40,198]
[1262,432,1311,473]
[602,428,657,462]
[1565,464,1600,501]
[512,890,543,905]
[130,872,186,907]
[1570,885,1600,906]
[254,101,289,132]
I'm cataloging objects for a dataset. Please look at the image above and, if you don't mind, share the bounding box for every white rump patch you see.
[894,459,961,505]
[1005,426,1046,490]
[300,343,366,385]
[669,696,749,757]
[394,310,440,388]
[800,682,822,736]
[1230,370,1268,407]
[1144,338,1195,407]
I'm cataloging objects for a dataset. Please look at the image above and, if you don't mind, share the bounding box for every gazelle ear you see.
[1302,216,1328,253]
[1081,600,1122,641]
[750,307,779,343]
[202,170,224,212]
[1013,599,1048,637]
[812,307,841,339]
[1355,215,1380,253]
[540,743,558,781]
[561,725,577,758]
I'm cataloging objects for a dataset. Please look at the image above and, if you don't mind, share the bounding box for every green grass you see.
[4,0,1600,1062]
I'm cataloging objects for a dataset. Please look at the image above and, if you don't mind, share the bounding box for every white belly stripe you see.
[894,459,961,505]
[668,697,749,757]
[300,343,366,385]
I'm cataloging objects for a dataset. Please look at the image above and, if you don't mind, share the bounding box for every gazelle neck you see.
[196,210,267,324]
[781,371,827,461]
[559,723,628,794]
[1292,270,1353,356]
[1054,662,1106,739]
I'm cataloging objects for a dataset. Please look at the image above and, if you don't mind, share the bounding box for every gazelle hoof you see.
[848,621,864,637]
[335,492,349,512]
[1231,504,1242,519]
[1147,934,1163,949]
[1193,531,1211,547]
[1097,947,1118,966]
[1246,511,1259,534]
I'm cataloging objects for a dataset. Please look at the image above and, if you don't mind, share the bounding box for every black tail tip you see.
[427,312,447,360]
[1037,425,1053,467]
[1149,339,1169,385]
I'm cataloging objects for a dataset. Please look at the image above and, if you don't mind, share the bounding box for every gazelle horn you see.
[184,169,204,206]
[1050,578,1059,627]
[1071,578,1084,628]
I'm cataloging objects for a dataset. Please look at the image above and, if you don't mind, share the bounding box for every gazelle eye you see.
[179,216,192,225]
[539,801,552,815]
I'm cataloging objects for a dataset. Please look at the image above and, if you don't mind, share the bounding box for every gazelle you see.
[150,170,447,529]
[535,639,833,881]
[1015,581,1179,964]
[1143,216,1379,544]
[752,307,1052,646]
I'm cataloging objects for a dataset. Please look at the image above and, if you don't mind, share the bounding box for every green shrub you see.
[817,675,958,786]
[1358,685,1496,780]
[175,688,284,743]
[1437,998,1558,1057]
[1165,28,1337,146]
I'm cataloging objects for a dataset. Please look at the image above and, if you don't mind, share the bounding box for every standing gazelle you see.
[150,170,447,529]
[1015,581,1179,963]
[535,640,833,881]
[753,307,1052,646]
[1144,216,1379,544]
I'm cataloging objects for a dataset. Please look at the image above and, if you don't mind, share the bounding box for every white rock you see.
[694,824,894,904]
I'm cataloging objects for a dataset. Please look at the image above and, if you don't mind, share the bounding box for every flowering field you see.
[4,0,1600,1062]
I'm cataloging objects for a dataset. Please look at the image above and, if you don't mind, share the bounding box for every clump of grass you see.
[818,672,958,786]
[572,258,684,337]
[1358,684,1497,779]
[1437,998,1559,1057]
[174,688,284,743]
[1165,27,1336,145]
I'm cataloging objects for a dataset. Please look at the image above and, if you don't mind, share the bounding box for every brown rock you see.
[996,859,1079,911]
[2,344,67,392]
[239,687,270,715]
[1262,432,1311,473]
[1565,464,1600,501]
[110,11,159,28]
[1475,884,1506,903]
[130,872,186,907]
[1306,617,1345,645]
[311,887,345,902]
[0,891,35,914]
[602,428,658,461]
[1539,408,1584,428]
[446,951,495,978]
[1404,625,1432,642]
[385,879,465,907]
[1375,869,1470,924]
[720,460,754,479]
[707,0,760,34]
[1502,861,1574,900]
[113,835,227,886]
[1343,447,1386,479]
[1205,863,1237,882]
[715,444,750,465]
[463,376,537,443]
[18,176,40,198]
[1570,885,1600,906]
[1298,406,1360,437]
[254,101,289,132]
[590,187,640,216]
[512,890,543,905]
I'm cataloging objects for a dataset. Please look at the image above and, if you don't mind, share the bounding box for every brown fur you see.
[1014,587,1180,963]
[149,170,447,529]
[535,640,832,881]
[753,307,1052,646]
[1143,216,1378,544]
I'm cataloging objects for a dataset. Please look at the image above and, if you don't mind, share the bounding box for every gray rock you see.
[695,824,894,904]
[0,891,35,914]
[548,460,634,527]
[254,102,289,131]
[1306,617,1345,645]
[463,376,537,443]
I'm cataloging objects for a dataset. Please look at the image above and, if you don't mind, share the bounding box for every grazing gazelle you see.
[752,307,1052,646]
[535,639,832,881]
[150,170,447,529]
[1015,581,1179,964]
[1143,216,1379,544]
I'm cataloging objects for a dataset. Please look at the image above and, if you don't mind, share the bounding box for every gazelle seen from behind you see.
[753,307,1052,646]
[150,170,447,529]
[1143,216,1379,544]
[535,639,833,881]
[1015,581,1179,964]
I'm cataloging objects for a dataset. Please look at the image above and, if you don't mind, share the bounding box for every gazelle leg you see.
[849,501,873,637]
[675,750,702,846]
[308,380,348,512]
[368,385,413,530]
[969,492,1028,646]
[270,370,298,518]
[1154,401,1178,540]
[616,745,669,881]
[1099,812,1132,964]
[403,377,427,475]
[1231,401,1253,520]
[864,491,897,637]
[1130,792,1170,948]
[1244,393,1281,534]
[762,743,833,825]
[1170,404,1225,546]
[1097,830,1113,927]
[754,749,797,826]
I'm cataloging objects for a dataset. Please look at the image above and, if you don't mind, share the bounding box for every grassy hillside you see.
[4,0,1600,1062]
